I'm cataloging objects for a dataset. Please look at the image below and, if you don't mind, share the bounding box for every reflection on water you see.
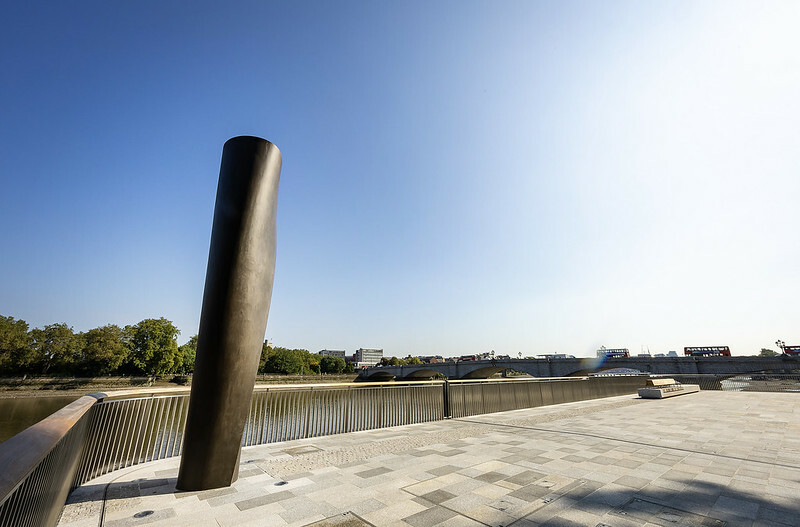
[0,396,77,443]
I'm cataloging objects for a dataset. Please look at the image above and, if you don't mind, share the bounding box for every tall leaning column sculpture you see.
[177,136,281,490]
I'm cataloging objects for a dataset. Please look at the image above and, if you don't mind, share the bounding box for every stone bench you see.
[638,378,700,399]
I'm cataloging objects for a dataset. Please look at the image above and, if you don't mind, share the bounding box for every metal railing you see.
[0,396,97,527]
[447,376,647,418]
[242,382,444,445]
[0,376,646,527]
[668,374,800,392]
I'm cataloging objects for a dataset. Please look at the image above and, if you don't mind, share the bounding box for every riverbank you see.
[0,374,359,398]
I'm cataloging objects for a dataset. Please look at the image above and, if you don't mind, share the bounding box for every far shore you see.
[0,374,359,398]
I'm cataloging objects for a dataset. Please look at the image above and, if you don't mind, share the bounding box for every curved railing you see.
[0,376,646,527]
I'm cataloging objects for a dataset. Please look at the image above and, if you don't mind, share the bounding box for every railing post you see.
[443,380,451,419]
[177,136,281,491]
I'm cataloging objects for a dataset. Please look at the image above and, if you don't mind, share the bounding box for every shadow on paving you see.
[500,479,798,527]
[64,473,800,526]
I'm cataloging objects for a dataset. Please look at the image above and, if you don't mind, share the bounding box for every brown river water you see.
[0,395,77,443]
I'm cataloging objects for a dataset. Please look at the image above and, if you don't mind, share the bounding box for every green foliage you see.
[0,314,327,379]
[405,356,422,365]
[176,334,197,374]
[79,324,129,375]
[0,315,32,374]
[258,342,274,373]
[308,355,321,374]
[759,348,779,357]
[264,347,306,374]
[30,323,85,374]
[320,356,346,374]
[126,318,181,377]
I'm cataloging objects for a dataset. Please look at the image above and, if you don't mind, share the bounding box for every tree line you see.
[0,315,353,378]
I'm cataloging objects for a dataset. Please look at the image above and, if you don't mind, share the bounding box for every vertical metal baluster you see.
[171,397,187,457]
[323,389,332,436]
[267,390,277,443]
[260,391,270,444]
[150,397,167,461]
[329,390,337,435]
[91,402,113,479]
[164,396,180,458]
[267,391,277,443]
[92,401,117,476]
[175,397,189,455]
[307,390,317,438]
[110,400,133,471]
[114,399,135,470]
[147,397,167,462]
[147,398,166,462]
[284,390,292,440]
[287,390,297,440]
[243,393,254,447]
[100,400,125,474]
[289,389,298,440]
[121,398,142,468]
[294,389,303,440]
[131,398,153,467]
[123,399,142,467]
[336,389,344,434]
[153,397,173,460]
[276,391,286,442]
[273,389,282,442]
[76,404,102,485]
[355,387,363,431]
[164,396,181,459]
[253,391,263,445]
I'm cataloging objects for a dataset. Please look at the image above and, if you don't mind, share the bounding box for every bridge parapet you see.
[357,355,800,380]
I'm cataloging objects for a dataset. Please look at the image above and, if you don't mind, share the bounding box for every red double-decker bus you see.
[684,346,731,357]
[782,345,800,356]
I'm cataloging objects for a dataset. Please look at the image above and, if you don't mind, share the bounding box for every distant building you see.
[419,355,445,363]
[318,349,346,359]
[354,348,383,366]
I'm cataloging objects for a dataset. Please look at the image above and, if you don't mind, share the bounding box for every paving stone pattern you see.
[58,392,800,527]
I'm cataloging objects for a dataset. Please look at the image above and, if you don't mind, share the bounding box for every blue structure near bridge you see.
[356,355,800,381]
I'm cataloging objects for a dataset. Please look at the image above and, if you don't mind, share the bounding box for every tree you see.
[264,347,305,374]
[80,324,129,375]
[258,342,278,373]
[320,356,346,374]
[405,356,422,365]
[0,315,32,374]
[759,348,779,357]
[126,318,181,377]
[308,355,321,374]
[176,335,198,374]
[30,323,84,375]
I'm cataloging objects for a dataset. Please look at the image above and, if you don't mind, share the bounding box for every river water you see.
[0,395,77,443]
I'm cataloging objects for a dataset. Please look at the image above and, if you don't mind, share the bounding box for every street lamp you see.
[776,340,785,353]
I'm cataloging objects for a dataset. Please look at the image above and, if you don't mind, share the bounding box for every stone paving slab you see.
[58,392,800,527]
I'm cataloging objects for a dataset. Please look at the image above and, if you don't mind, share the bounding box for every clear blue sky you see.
[2,1,798,358]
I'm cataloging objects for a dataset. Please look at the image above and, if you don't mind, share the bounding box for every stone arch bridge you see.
[356,355,799,381]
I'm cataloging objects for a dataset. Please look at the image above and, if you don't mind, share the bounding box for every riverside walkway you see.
[58,392,799,527]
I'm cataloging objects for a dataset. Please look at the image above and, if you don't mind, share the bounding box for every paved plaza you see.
[58,392,800,527]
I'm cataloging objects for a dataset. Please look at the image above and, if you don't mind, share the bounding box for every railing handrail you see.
[0,394,98,500]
